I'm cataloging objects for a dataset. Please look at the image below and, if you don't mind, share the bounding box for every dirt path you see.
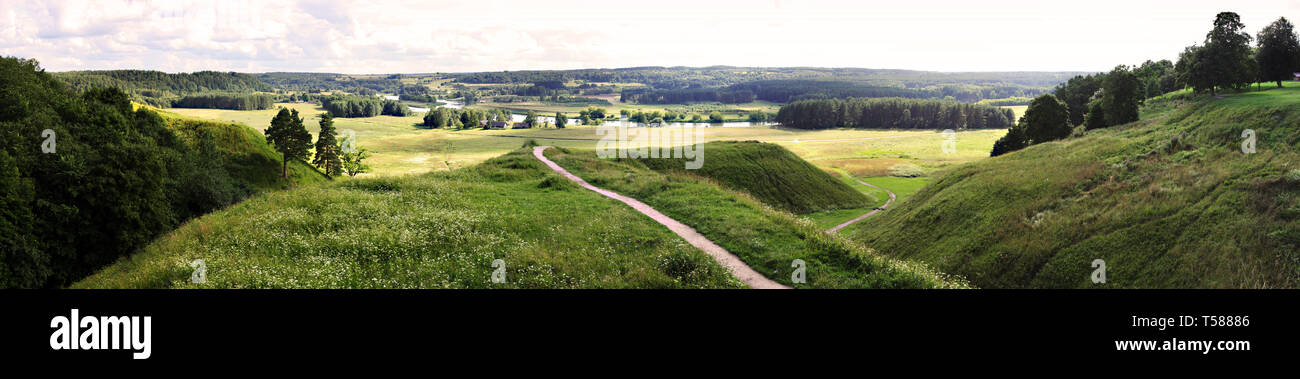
[827,173,896,233]
[532,146,790,289]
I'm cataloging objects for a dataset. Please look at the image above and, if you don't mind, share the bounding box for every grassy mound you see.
[638,141,870,214]
[544,147,968,288]
[75,148,743,288]
[157,111,327,190]
[850,85,1300,288]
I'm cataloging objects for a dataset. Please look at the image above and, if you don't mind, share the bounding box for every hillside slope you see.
[638,141,871,214]
[545,146,967,288]
[156,111,327,190]
[76,143,966,289]
[850,85,1300,288]
[75,147,749,288]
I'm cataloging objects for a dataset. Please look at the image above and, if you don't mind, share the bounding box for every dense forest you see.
[448,66,1079,89]
[172,92,276,110]
[55,70,273,108]
[1,57,278,288]
[321,95,411,118]
[775,97,1014,130]
[450,66,1076,105]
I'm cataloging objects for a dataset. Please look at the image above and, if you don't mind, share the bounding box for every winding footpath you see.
[532,146,789,289]
[826,174,896,233]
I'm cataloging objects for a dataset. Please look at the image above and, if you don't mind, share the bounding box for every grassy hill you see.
[638,141,871,214]
[74,147,750,288]
[850,84,1300,288]
[156,111,327,190]
[543,146,967,288]
[75,142,966,289]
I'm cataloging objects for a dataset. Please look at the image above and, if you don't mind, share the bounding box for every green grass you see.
[803,170,930,230]
[74,147,744,289]
[543,147,969,288]
[849,84,1300,288]
[159,112,328,189]
[169,104,1003,178]
[637,141,870,214]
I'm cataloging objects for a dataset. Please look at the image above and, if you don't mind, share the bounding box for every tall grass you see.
[850,85,1300,288]
[545,147,969,288]
[75,149,742,288]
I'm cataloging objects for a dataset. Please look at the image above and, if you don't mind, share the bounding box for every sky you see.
[3,0,1300,74]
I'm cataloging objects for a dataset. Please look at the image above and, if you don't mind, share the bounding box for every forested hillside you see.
[54,70,274,109]
[1,58,324,288]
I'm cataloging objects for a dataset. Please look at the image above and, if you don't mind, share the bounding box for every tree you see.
[708,111,725,123]
[1101,66,1142,126]
[1084,99,1107,130]
[264,108,313,179]
[1256,17,1300,88]
[555,112,566,128]
[312,113,342,178]
[1021,94,1072,144]
[1200,12,1255,95]
[339,135,371,177]
[1052,73,1105,126]
[990,122,1028,157]
[524,110,538,127]
[1175,44,1213,93]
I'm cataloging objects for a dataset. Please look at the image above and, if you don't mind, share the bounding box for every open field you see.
[169,103,1007,177]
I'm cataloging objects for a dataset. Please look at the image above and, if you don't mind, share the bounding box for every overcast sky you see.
[3,0,1299,74]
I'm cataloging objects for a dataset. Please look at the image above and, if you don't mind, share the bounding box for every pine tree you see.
[264,108,312,179]
[312,113,342,178]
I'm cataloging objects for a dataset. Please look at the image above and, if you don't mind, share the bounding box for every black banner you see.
[2,290,1295,365]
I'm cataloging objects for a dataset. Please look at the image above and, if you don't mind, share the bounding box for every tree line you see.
[320,95,411,118]
[172,92,276,110]
[774,97,1015,130]
[423,107,514,129]
[992,12,1300,157]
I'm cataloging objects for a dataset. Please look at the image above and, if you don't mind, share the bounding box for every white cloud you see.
[3,0,1299,73]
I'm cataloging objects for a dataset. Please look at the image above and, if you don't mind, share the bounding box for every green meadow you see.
[169,103,1005,179]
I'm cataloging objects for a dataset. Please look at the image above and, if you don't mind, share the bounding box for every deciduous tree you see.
[1256,17,1300,88]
